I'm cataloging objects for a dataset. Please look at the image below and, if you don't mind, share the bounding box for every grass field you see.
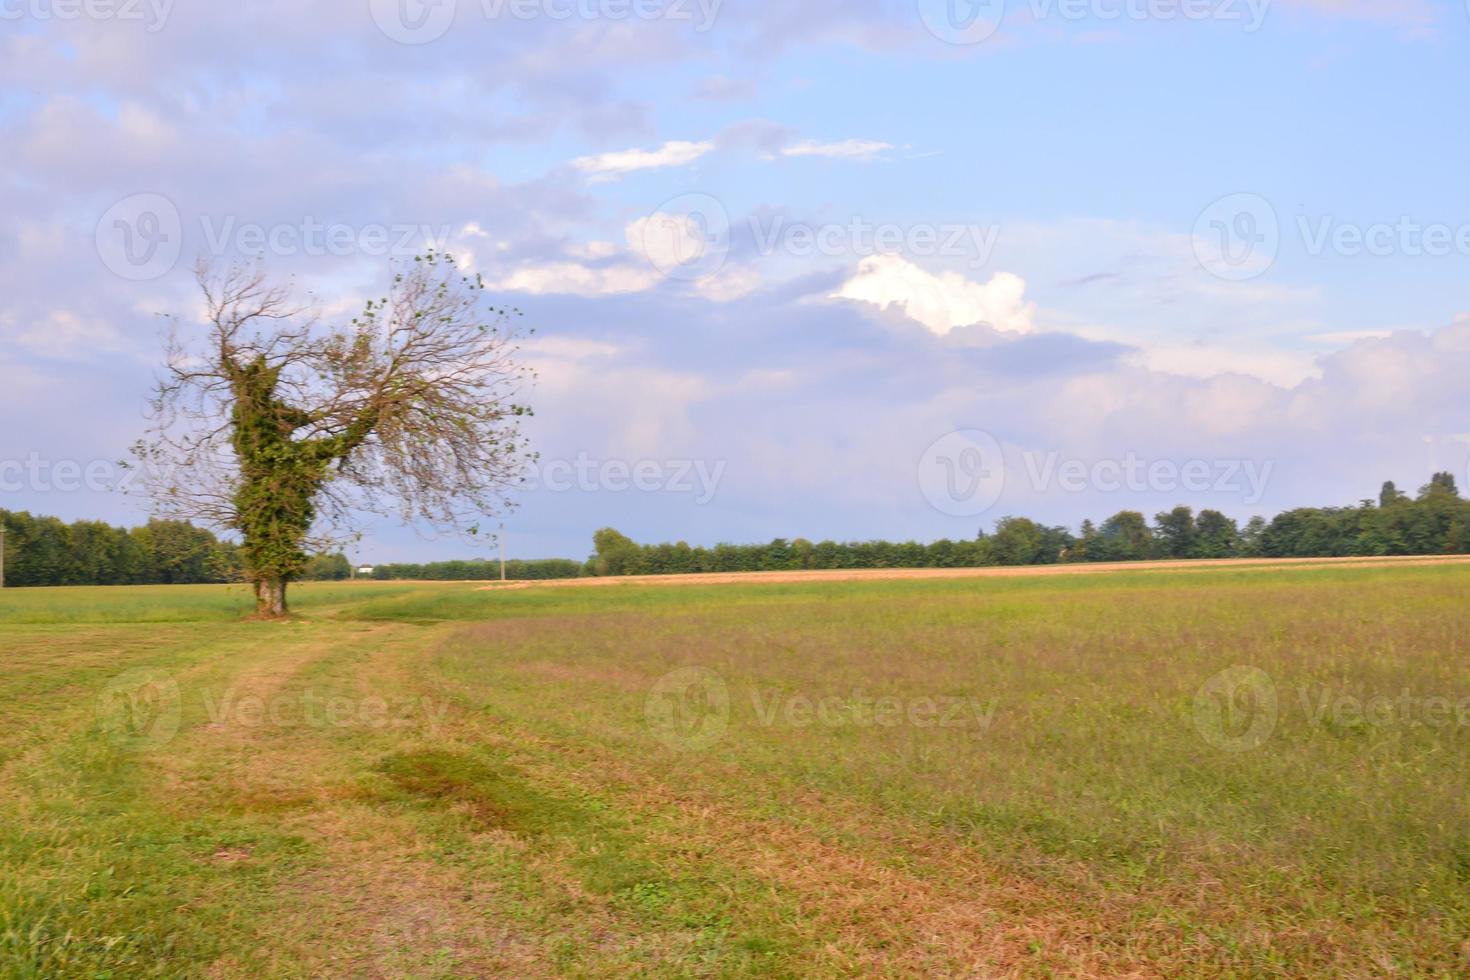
[2,562,1468,977]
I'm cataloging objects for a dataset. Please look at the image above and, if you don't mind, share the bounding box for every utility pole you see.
[498,523,507,582]
[0,526,6,589]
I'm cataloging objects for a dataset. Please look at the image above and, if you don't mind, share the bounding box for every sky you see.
[2,0,1468,562]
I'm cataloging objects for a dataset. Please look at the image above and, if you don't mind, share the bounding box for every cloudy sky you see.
[2,0,1468,561]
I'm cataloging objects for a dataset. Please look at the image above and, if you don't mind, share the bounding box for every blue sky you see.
[2,0,1468,562]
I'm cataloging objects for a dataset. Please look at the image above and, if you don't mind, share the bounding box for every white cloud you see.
[1302,329,1394,346]
[570,133,892,182]
[833,255,1036,335]
[695,264,762,303]
[528,352,709,462]
[624,211,717,276]
[4,309,124,361]
[781,139,893,162]
[572,139,714,181]
[484,261,661,297]
[1129,345,1323,389]
[523,336,622,360]
[568,240,621,260]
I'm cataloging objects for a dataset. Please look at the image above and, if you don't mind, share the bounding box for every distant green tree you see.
[989,517,1070,566]
[1420,472,1460,500]
[1379,481,1407,508]
[1065,519,1099,563]
[589,527,641,576]
[1194,510,1241,558]
[1093,511,1154,562]
[1239,516,1268,557]
[302,553,352,580]
[0,509,236,587]
[1154,506,1198,559]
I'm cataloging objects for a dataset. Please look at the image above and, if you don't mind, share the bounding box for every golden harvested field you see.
[475,553,1470,589]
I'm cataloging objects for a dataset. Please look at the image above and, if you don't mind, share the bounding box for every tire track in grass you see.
[346,629,792,977]
[169,621,724,976]
[393,632,1120,977]
[431,719,1132,977]
[142,622,556,976]
[0,622,378,976]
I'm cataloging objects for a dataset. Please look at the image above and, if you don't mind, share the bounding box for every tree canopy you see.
[135,254,534,616]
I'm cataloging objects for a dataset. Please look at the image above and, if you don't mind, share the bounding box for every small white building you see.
[356,566,375,577]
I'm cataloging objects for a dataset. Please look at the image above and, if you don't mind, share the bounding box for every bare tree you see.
[136,253,535,617]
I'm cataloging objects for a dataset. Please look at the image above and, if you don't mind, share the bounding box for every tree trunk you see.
[255,577,288,618]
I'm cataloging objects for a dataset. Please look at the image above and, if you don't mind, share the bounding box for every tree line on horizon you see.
[3,474,1466,587]
[0,511,354,588]
[366,558,585,581]
[583,473,1470,577]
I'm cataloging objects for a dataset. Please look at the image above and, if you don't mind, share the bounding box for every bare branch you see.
[136,253,535,615]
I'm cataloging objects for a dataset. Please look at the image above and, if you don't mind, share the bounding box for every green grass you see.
[0,580,424,624]
[2,566,1468,975]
